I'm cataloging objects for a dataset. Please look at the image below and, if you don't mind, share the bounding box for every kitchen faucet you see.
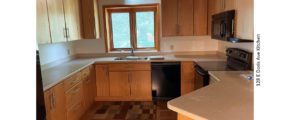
[130,47,135,56]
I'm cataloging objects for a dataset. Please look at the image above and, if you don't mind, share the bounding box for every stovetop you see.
[196,61,251,71]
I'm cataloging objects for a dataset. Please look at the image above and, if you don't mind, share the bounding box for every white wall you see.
[73,0,219,54]
[38,42,74,65]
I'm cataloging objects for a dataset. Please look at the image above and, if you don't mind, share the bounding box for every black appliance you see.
[37,51,46,120]
[211,10,235,41]
[194,48,252,89]
[151,62,181,101]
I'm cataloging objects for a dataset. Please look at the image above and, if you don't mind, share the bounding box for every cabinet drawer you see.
[81,67,90,80]
[65,82,83,109]
[109,63,150,71]
[66,101,84,120]
[64,72,82,91]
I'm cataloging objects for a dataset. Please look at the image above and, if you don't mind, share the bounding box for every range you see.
[194,48,252,89]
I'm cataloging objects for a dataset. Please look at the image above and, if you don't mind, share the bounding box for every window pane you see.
[136,12,155,48]
[111,13,131,48]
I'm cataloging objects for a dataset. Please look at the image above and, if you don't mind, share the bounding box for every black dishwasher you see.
[151,62,181,101]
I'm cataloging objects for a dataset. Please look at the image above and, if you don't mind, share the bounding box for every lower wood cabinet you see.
[44,82,66,120]
[109,72,131,97]
[95,64,110,97]
[95,63,152,101]
[83,66,96,111]
[130,71,152,100]
[44,65,95,120]
[181,61,196,95]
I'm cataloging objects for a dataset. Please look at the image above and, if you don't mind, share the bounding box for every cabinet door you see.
[235,0,253,40]
[44,83,66,120]
[83,66,96,110]
[214,0,223,14]
[161,0,178,36]
[193,0,208,35]
[178,0,194,36]
[181,62,195,95]
[225,0,236,11]
[46,0,67,43]
[95,65,109,97]
[81,0,100,39]
[63,0,82,41]
[36,0,51,44]
[130,71,152,100]
[207,0,216,35]
[109,72,130,97]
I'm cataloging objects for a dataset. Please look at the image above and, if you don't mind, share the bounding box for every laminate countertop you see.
[167,71,253,120]
[41,54,226,91]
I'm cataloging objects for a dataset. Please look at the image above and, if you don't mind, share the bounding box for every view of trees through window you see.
[110,10,155,49]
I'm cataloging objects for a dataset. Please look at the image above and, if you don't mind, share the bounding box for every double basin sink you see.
[114,56,164,61]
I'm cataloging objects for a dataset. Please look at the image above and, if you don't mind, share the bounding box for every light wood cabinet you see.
[63,0,82,41]
[162,0,208,36]
[83,66,96,111]
[214,0,236,14]
[95,63,152,101]
[95,64,110,97]
[193,0,208,35]
[178,0,194,36]
[46,0,67,43]
[109,72,131,97]
[44,82,66,120]
[161,0,178,36]
[37,0,51,44]
[180,62,196,95]
[81,0,100,39]
[130,71,152,100]
[65,81,84,109]
[235,0,253,40]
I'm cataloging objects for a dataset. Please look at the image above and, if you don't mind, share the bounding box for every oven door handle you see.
[195,65,207,76]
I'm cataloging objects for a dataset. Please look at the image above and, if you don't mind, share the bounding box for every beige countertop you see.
[41,54,226,91]
[167,71,253,120]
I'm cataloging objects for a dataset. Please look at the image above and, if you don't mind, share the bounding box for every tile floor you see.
[81,101,177,120]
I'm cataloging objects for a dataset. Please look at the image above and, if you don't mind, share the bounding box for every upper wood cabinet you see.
[81,0,100,39]
[63,0,82,41]
[193,0,208,36]
[161,0,178,36]
[161,0,208,36]
[37,0,51,44]
[46,0,67,43]
[44,82,66,120]
[235,0,253,40]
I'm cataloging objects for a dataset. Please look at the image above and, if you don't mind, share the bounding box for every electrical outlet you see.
[170,45,174,51]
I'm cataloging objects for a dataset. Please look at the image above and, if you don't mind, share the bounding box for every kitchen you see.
[36,0,254,120]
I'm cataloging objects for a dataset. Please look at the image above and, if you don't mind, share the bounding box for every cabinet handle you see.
[63,28,67,38]
[52,92,56,109]
[66,28,70,38]
[49,93,53,109]
[71,87,80,94]
[176,24,179,35]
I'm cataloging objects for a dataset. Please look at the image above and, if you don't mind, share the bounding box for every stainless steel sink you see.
[114,56,148,60]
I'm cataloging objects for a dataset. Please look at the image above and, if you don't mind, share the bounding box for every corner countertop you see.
[167,71,253,120]
[41,54,226,91]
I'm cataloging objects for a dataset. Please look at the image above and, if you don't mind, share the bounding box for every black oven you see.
[211,10,235,41]
[194,48,252,90]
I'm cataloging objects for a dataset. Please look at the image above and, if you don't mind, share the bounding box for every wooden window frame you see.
[103,4,160,52]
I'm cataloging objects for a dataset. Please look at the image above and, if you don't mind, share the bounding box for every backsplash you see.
[38,42,75,65]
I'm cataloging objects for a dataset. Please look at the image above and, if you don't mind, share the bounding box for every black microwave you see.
[211,10,235,41]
